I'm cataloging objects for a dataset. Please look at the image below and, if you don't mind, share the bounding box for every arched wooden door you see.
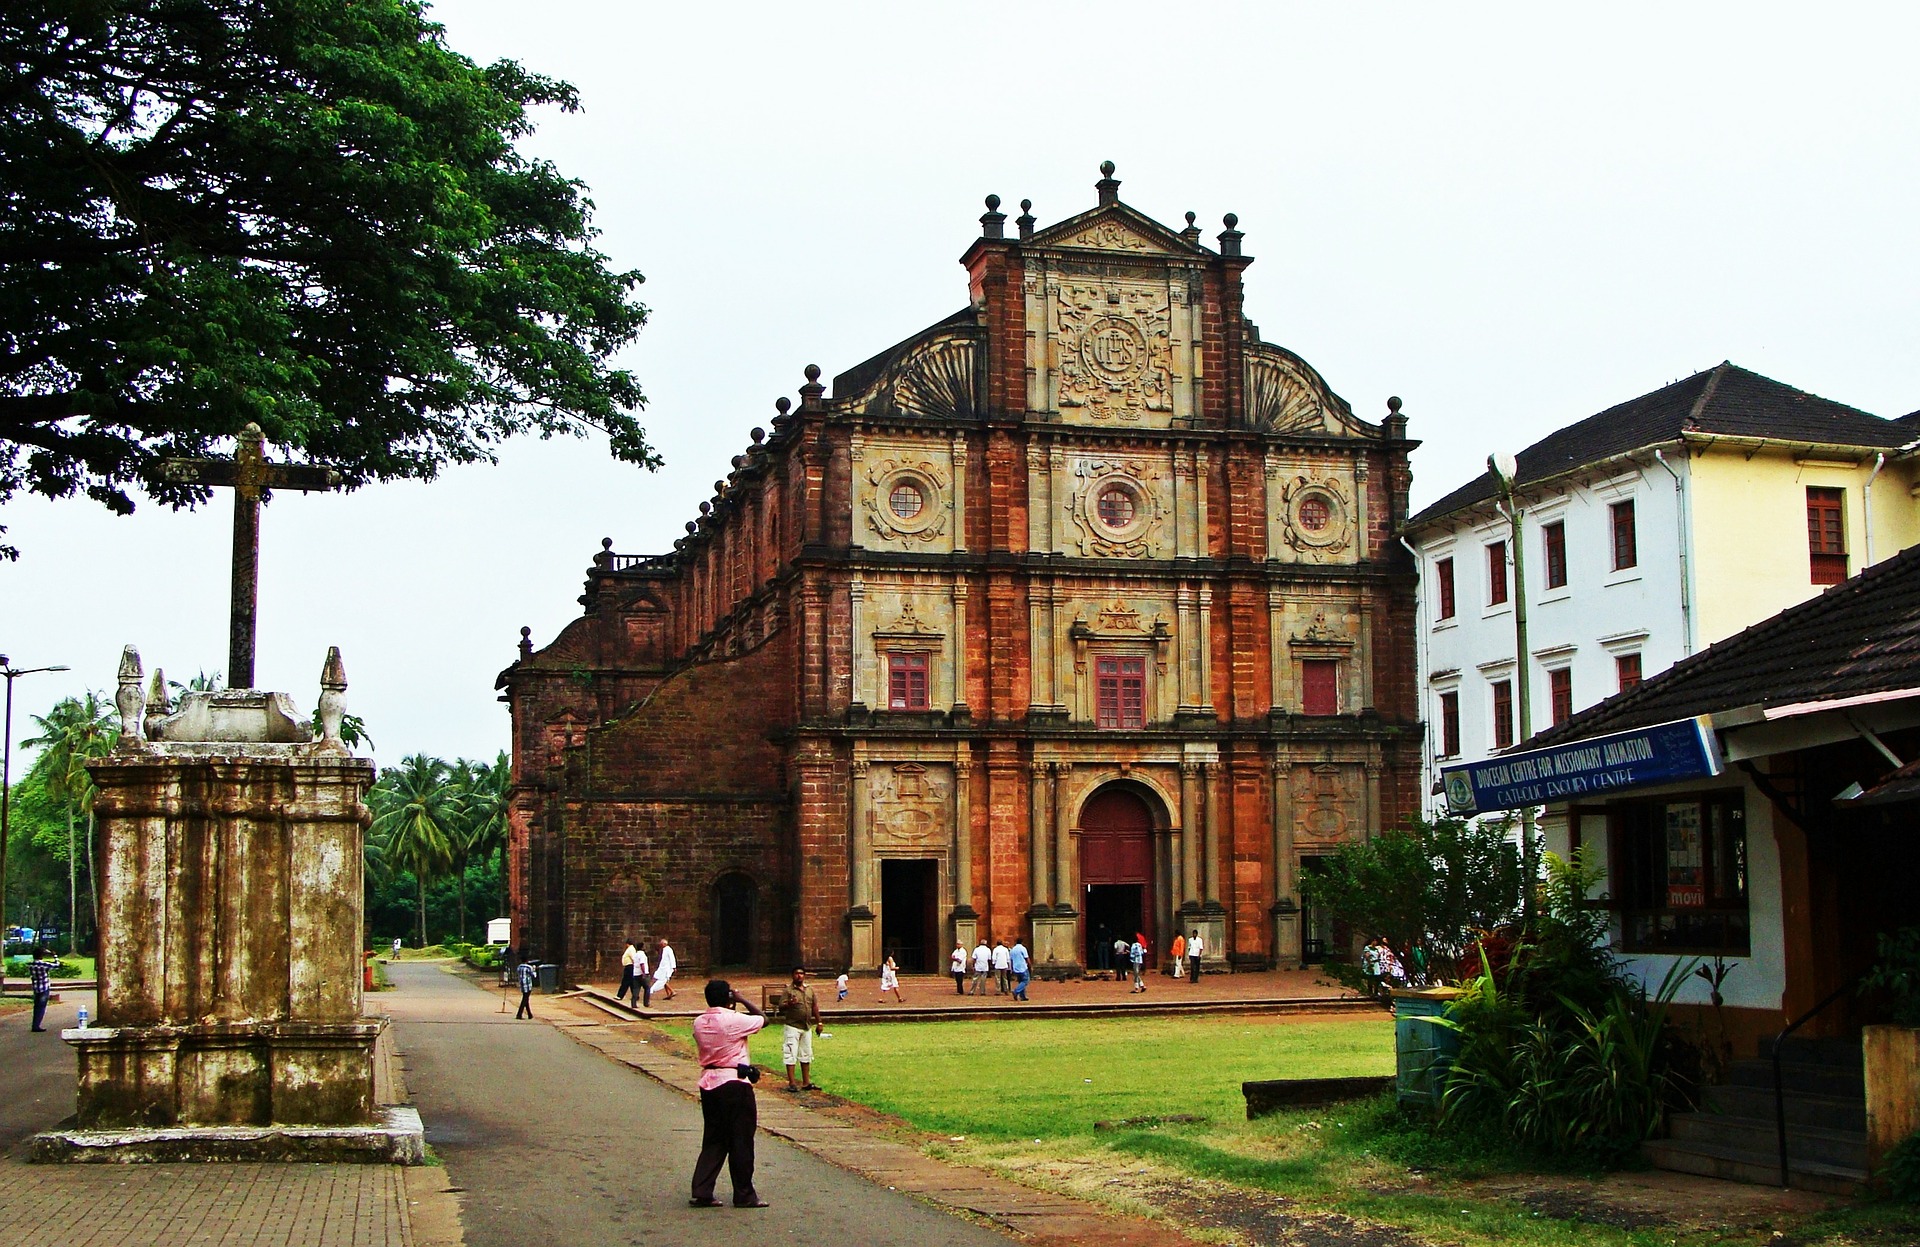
[1078,785,1157,969]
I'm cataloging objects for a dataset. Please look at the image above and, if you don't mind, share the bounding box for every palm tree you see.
[460,752,511,925]
[367,755,459,948]
[23,694,119,954]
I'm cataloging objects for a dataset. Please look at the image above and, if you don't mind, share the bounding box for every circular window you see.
[1097,486,1137,528]
[889,481,924,519]
[1298,495,1330,532]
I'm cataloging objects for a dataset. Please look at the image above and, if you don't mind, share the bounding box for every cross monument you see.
[161,422,341,689]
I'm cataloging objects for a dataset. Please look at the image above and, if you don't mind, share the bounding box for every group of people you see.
[1100,929,1207,991]
[615,936,678,1009]
[955,937,1030,999]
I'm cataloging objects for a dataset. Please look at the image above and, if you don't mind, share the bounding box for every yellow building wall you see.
[1690,447,1920,647]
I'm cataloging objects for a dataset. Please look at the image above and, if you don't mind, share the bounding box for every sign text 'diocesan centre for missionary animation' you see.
[1440,716,1724,814]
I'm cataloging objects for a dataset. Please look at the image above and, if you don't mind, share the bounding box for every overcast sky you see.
[4,2,1916,768]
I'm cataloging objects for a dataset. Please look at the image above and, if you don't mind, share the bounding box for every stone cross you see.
[162,423,340,690]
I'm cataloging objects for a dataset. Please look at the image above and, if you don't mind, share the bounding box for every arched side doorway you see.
[1078,784,1159,971]
[711,872,758,968]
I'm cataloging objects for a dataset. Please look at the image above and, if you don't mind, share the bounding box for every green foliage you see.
[1297,815,1523,989]
[1885,1130,1920,1203]
[1433,853,1693,1164]
[1863,927,1920,1027]
[363,753,506,947]
[3,954,83,978]
[0,0,654,559]
[9,693,118,948]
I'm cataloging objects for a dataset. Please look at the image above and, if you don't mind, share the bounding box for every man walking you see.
[631,939,652,1008]
[1009,938,1031,1001]
[992,939,1011,995]
[653,936,678,1001]
[27,946,59,1031]
[779,967,822,1092]
[514,955,538,1019]
[690,980,769,1209]
[1128,935,1146,992]
[969,938,992,995]
[1187,929,1205,983]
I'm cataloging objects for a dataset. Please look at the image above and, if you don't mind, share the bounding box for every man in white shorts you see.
[778,967,822,1091]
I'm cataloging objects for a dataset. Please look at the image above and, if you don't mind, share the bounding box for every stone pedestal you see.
[1198,906,1229,972]
[951,908,978,956]
[72,743,379,1130]
[1270,900,1302,970]
[1031,908,1082,979]
[847,908,878,973]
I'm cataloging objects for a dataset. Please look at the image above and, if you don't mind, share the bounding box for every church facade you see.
[498,166,1423,981]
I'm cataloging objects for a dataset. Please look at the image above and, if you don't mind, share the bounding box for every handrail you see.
[1772,976,1857,1188]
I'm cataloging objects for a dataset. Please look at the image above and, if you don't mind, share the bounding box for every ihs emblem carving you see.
[1054,284,1172,422]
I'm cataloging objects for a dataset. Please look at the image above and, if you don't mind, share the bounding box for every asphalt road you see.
[0,986,91,1149]
[384,962,1012,1247]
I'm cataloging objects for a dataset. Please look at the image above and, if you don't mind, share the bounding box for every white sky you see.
[4,1,1917,768]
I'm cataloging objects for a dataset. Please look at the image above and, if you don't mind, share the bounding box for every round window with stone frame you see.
[874,469,943,537]
[1286,485,1349,549]
[1091,477,1149,541]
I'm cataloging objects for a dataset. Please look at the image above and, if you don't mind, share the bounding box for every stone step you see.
[1758,1035,1864,1069]
[1725,1058,1865,1099]
[1667,1111,1868,1170]
[1702,1083,1867,1133]
[1642,1138,1864,1195]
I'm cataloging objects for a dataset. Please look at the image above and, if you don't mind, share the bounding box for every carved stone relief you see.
[1292,763,1365,845]
[1278,475,1355,563]
[869,762,952,852]
[1060,221,1159,252]
[1066,456,1167,557]
[863,455,951,545]
[1054,283,1172,423]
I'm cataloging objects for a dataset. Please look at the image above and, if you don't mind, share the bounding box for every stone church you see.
[499,164,1422,980]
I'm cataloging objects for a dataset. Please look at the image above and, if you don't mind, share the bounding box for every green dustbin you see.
[1392,986,1464,1107]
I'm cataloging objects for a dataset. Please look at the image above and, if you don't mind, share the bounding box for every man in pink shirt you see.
[690,979,769,1208]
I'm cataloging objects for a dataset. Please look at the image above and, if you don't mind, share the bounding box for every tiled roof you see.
[1522,542,1920,750]
[1407,363,1907,529]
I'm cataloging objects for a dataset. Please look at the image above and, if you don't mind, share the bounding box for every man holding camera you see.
[690,980,769,1209]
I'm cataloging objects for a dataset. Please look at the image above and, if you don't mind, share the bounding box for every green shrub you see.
[1885,1131,1920,1203]
[1863,928,1920,1027]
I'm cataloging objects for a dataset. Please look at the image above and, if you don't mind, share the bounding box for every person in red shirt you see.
[689,980,769,1208]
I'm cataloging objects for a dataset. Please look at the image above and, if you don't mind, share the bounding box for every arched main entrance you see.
[1078,784,1158,970]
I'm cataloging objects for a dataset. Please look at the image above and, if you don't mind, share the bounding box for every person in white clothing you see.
[618,939,640,1006]
[631,940,652,1008]
[949,943,968,995]
[991,940,1012,994]
[1186,930,1205,983]
[653,937,678,1001]
[969,940,992,995]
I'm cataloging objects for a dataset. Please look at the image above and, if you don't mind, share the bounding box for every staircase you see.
[1645,1035,1867,1194]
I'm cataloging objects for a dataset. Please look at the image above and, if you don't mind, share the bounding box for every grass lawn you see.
[657,1012,1915,1247]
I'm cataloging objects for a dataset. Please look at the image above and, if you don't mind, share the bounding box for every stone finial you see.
[750,426,765,444]
[1387,396,1403,415]
[1096,160,1120,206]
[1180,211,1202,246]
[685,521,698,535]
[699,501,712,516]
[115,645,145,743]
[1384,395,1409,441]
[980,194,1006,240]
[317,646,348,748]
[799,363,826,412]
[144,668,172,741]
[1218,212,1244,257]
[595,537,613,567]
[1016,199,1035,241]
[518,626,533,660]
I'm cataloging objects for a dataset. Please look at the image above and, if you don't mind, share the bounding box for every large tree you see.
[1,0,655,558]
[23,693,120,952]
[366,753,457,948]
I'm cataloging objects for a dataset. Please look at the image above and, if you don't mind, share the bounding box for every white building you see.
[1403,362,1920,811]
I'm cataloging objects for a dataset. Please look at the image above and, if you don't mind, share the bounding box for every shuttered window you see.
[1807,487,1847,585]
[1302,660,1339,716]
[1096,657,1145,729]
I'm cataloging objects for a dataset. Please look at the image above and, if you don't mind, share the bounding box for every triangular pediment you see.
[1029,203,1204,257]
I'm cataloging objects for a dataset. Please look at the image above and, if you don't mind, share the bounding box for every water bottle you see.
[76,1006,89,1029]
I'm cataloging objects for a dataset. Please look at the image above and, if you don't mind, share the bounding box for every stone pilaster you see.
[1270,752,1301,969]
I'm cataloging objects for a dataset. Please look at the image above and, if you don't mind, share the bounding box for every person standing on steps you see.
[1187,929,1205,983]
[969,938,992,995]
[653,936,678,1001]
[779,967,822,1091]
[514,954,538,1019]
[690,980,769,1209]
[949,941,968,995]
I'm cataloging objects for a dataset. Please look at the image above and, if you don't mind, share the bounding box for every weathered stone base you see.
[1241,1076,1394,1119]
[28,1105,424,1165]
[66,1019,384,1128]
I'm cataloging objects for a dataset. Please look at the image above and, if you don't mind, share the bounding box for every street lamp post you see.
[1486,455,1537,927]
[0,656,72,946]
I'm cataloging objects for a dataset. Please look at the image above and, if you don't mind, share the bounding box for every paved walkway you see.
[385,961,1028,1247]
[0,988,436,1247]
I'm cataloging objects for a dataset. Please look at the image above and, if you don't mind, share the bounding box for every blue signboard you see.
[1441,715,1724,815]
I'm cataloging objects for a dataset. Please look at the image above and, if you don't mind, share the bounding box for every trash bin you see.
[1391,986,1464,1108]
[538,963,560,994]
